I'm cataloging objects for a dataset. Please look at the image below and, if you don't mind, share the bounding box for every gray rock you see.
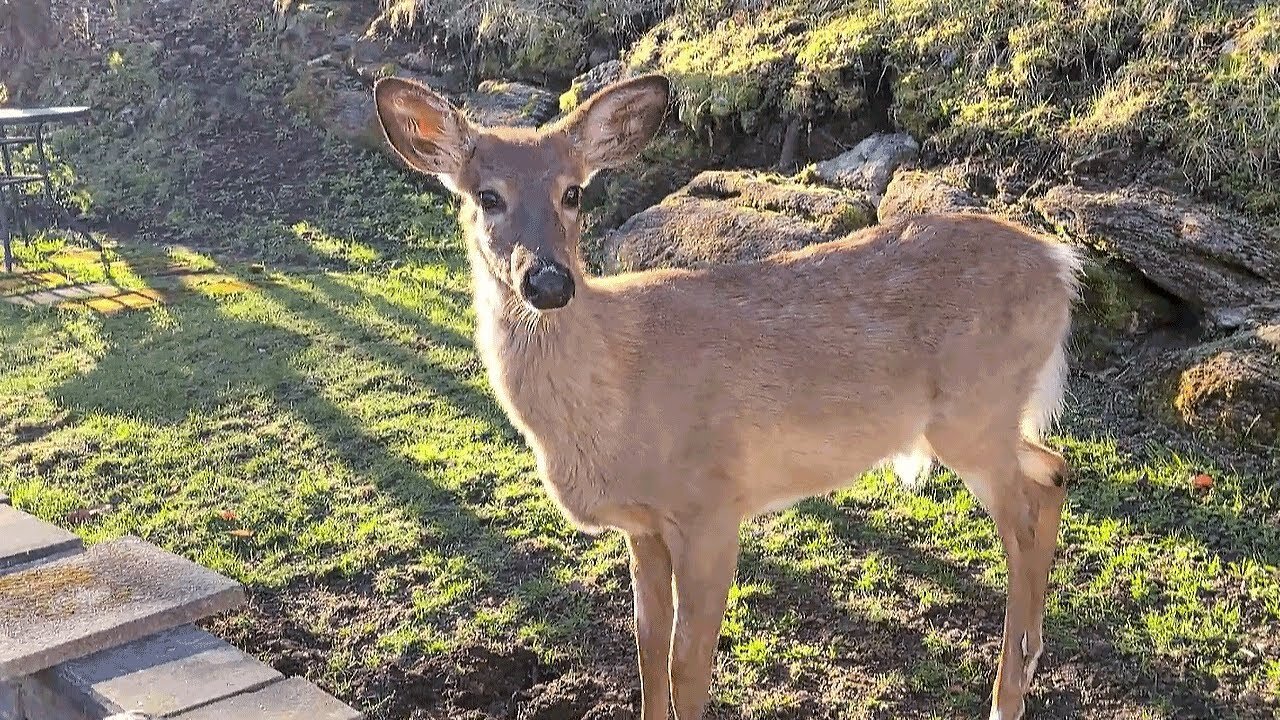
[564,60,624,109]
[1036,183,1280,314]
[1152,321,1280,441]
[322,91,381,148]
[813,132,920,201]
[877,170,986,223]
[463,80,558,128]
[602,170,875,273]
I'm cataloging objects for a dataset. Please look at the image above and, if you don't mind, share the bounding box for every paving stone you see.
[172,677,362,720]
[11,675,101,720]
[40,625,282,717]
[0,679,20,719]
[0,536,245,681]
[0,504,82,575]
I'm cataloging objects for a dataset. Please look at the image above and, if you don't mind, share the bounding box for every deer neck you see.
[466,242,620,453]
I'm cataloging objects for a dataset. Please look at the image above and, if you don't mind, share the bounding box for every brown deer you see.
[372,73,1081,720]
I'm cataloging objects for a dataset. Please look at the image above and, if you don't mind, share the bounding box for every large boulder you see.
[559,60,625,113]
[877,170,986,223]
[1036,183,1280,325]
[1152,322,1280,442]
[463,80,559,128]
[600,170,875,273]
[813,133,919,203]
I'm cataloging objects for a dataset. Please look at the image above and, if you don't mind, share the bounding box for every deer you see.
[371,72,1082,720]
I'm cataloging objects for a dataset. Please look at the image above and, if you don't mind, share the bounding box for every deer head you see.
[373,73,671,311]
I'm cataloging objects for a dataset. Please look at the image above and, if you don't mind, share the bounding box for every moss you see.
[558,85,582,114]
[621,0,1278,214]
[628,12,796,131]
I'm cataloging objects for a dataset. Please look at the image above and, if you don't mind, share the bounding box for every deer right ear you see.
[373,77,473,187]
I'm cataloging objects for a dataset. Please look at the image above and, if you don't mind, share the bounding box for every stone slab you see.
[0,536,245,681]
[0,504,82,574]
[43,624,282,717]
[0,679,20,719]
[4,675,97,720]
[171,676,363,720]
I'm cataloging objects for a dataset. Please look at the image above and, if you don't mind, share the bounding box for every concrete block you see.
[42,625,282,717]
[11,675,97,720]
[0,504,82,575]
[171,677,363,720]
[0,680,20,720]
[0,536,245,681]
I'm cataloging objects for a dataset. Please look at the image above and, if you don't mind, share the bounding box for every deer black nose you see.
[520,260,575,310]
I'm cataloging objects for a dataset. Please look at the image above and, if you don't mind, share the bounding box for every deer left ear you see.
[555,74,671,177]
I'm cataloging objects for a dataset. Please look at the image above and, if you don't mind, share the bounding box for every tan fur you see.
[373,74,1080,720]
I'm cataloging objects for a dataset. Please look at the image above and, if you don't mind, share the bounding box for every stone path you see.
[0,252,253,315]
[0,503,363,719]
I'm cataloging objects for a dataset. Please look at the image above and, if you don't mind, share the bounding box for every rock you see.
[813,132,920,201]
[877,170,986,223]
[321,90,382,148]
[601,170,875,273]
[1036,184,1280,319]
[1157,322,1280,441]
[560,61,624,112]
[463,80,559,128]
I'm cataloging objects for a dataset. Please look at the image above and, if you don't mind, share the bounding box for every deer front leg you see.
[667,518,741,720]
[628,532,675,720]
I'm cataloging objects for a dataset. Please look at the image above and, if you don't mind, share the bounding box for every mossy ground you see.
[627,0,1280,214]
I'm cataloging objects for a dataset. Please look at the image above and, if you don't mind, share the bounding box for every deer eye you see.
[562,185,582,209]
[477,189,505,212]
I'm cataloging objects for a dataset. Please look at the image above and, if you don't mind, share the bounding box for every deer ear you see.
[373,77,473,186]
[556,74,670,176]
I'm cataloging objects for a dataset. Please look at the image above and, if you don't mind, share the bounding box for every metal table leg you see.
[1,191,11,274]
[0,124,17,242]
[35,122,55,209]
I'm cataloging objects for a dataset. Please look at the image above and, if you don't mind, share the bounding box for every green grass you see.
[2,233,1278,718]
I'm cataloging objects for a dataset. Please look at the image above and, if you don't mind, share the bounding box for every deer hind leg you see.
[1014,439,1069,688]
[927,426,1065,720]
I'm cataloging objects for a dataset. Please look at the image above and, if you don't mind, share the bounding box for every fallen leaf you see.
[64,503,112,526]
[227,529,254,538]
[1192,473,1214,490]
[218,509,237,522]
[353,484,377,498]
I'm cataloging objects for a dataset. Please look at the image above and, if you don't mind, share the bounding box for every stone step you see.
[0,504,83,576]
[0,536,245,681]
[170,677,363,720]
[34,624,283,718]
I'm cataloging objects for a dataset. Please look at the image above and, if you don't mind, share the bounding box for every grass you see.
[3,232,1279,717]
